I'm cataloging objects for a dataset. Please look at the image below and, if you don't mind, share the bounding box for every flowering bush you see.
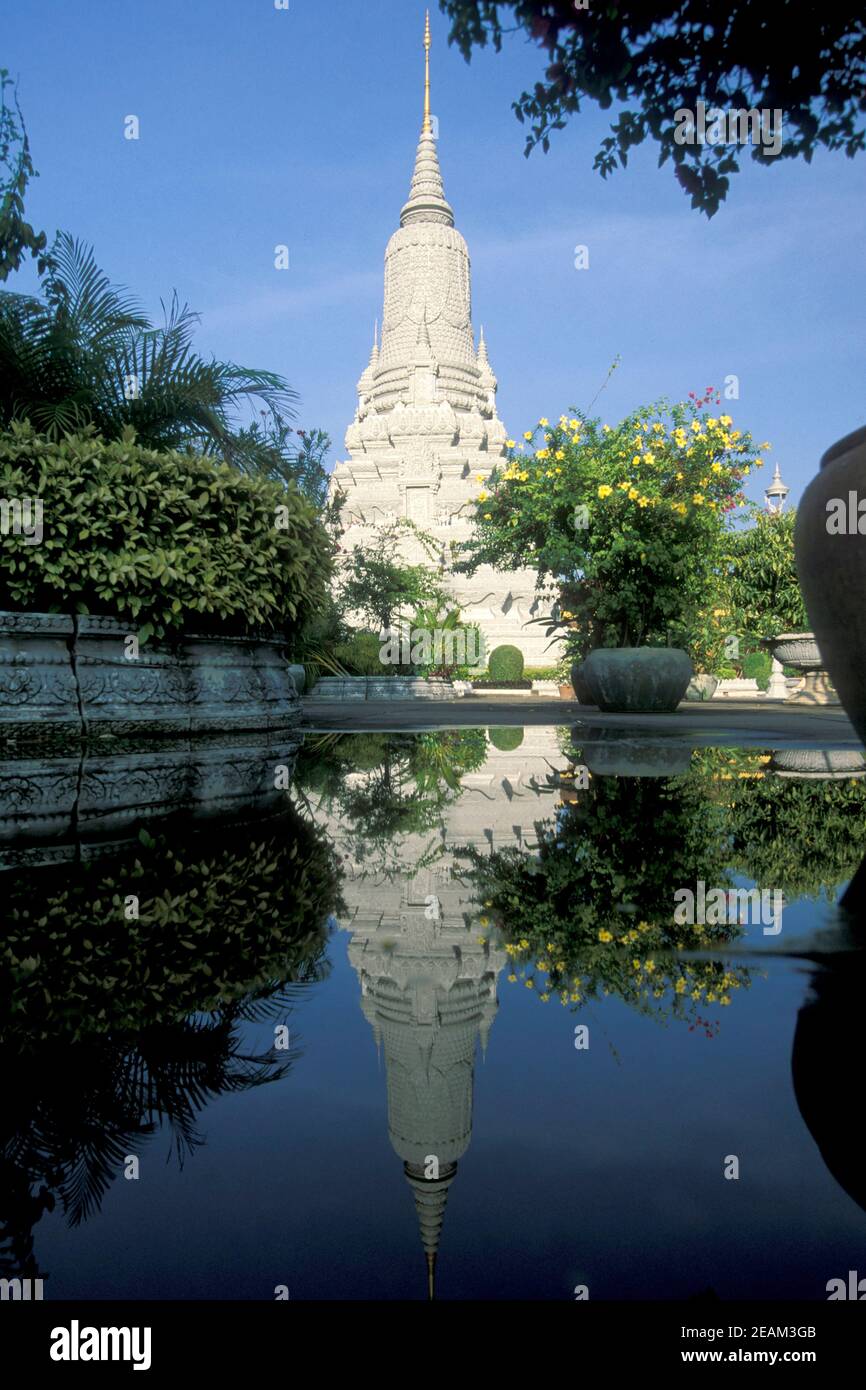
[458,393,767,656]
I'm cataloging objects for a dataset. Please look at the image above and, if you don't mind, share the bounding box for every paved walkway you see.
[302,697,860,747]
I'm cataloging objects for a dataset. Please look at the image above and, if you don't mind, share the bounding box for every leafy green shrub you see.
[488,644,524,682]
[0,423,332,640]
[488,726,525,752]
[333,630,386,675]
[742,650,771,690]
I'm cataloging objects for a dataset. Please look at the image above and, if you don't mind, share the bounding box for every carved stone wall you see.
[0,612,301,743]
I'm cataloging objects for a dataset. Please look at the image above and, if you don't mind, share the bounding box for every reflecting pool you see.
[3,726,866,1300]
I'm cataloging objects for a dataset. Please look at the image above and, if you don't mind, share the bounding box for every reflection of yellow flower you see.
[598,484,613,498]
[508,974,517,983]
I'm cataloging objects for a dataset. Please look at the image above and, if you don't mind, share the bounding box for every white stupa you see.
[328,12,558,665]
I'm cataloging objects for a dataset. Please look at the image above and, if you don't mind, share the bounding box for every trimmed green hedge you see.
[488,644,524,682]
[0,423,332,640]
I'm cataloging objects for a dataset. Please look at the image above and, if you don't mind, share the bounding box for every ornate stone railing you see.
[0,612,301,742]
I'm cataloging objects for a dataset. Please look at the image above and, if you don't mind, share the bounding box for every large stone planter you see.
[570,661,596,706]
[580,647,693,714]
[795,426,866,739]
[0,612,301,741]
[765,631,839,706]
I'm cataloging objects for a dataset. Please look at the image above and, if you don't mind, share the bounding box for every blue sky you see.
[4,0,865,505]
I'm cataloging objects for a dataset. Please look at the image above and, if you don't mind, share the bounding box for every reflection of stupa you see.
[326,728,561,1295]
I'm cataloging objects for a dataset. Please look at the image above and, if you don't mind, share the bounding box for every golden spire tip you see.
[423,10,432,133]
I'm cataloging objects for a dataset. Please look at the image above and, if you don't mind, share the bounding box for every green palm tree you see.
[0,231,299,467]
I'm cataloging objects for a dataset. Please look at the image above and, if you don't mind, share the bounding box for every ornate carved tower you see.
[329,13,558,664]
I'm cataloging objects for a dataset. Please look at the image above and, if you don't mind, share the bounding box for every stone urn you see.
[579,647,693,714]
[795,426,866,739]
[765,632,839,705]
[685,673,719,702]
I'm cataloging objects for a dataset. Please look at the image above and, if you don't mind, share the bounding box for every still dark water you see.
[3,726,866,1301]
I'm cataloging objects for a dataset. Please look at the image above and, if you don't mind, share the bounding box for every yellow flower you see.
[644,452,655,465]
[720,415,733,427]
[711,462,723,474]
[618,480,630,491]
[537,448,550,459]
[524,431,533,441]
[632,455,642,466]
[479,916,489,927]
[569,418,579,429]
[484,512,492,519]
[690,421,701,434]
[555,450,565,460]
[676,471,684,480]
[476,473,485,482]
[508,974,517,983]
[520,471,529,481]
[525,978,534,989]
[539,417,549,427]
[644,959,656,973]
[755,457,764,467]
[638,496,649,508]
[598,929,614,943]
[506,439,516,448]
[693,493,705,505]
[602,424,612,433]
[478,491,488,501]
[652,422,665,433]
[598,484,613,498]
[628,487,639,500]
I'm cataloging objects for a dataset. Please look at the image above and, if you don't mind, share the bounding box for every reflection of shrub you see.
[729,774,866,902]
[488,726,525,752]
[0,809,343,1043]
[488,644,524,682]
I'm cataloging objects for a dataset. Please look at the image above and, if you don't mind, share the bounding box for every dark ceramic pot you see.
[795,426,866,743]
[570,661,596,706]
[580,647,693,714]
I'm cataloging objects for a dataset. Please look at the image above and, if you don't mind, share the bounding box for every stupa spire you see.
[423,9,432,136]
[400,14,454,228]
